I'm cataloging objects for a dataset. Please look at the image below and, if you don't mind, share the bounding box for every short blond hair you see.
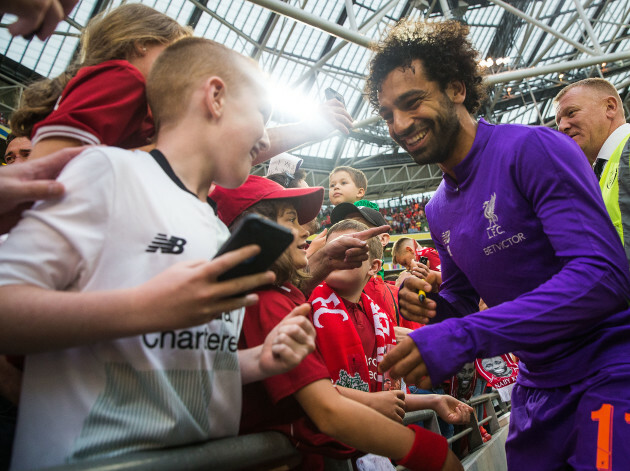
[554,78,623,113]
[147,37,259,132]
[391,237,413,264]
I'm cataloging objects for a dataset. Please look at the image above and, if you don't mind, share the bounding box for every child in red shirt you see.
[212,177,471,471]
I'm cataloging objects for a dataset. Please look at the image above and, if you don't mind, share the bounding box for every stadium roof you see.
[1,0,629,202]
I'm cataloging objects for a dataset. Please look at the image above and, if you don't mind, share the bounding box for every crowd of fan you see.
[317,196,431,234]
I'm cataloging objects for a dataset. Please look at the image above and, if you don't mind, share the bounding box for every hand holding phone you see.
[325,87,345,107]
[214,214,294,283]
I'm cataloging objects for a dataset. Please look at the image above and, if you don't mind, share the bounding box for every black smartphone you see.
[325,87,345,106]
[419,256,429,266]
[214,213,294,283]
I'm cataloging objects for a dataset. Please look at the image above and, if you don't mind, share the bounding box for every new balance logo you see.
[146,233,187,254]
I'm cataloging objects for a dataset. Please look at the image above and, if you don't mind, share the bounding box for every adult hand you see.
[0,146,83,234]
[432,395,473,425]
[5,0,79,40]
[323,224,390,269]
[133,245,277,328]
[301,225,390,296]
[258,303,316,376]
[367,389,406,423]
[314,99,353,136]
[398,273,439,324]
[379,336,432,389]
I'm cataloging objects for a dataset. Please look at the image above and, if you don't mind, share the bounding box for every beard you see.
[394,95,461,166]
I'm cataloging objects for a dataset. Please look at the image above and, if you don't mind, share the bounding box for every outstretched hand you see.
[301,225,390,296]
[433,395,474,425]
[378,336,432,389]
[0,146,84,234]
[324,224,390,269]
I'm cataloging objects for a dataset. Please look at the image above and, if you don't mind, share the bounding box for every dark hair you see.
[5,133,16,146]
[365,19,487,114]
[230,199,309,287]
[266,168,307,189]
[327,219,383,260]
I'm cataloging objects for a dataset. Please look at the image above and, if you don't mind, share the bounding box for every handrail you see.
[39,431,301,471]
[37,393,511,471]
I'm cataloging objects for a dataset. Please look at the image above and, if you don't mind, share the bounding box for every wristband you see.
[396,424,448,471]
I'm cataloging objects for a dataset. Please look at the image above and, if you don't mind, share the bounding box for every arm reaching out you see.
[405,394,473,425]
[296,380,462,471]
[336,386,406,422]
[240,303,316,384]
[254,99,353,165]
[0,245,277,353]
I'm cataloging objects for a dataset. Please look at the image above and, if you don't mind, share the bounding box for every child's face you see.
[214,72,272,189]
[276,203,310,270]
[324,229,375,296]
[328,171,364,205]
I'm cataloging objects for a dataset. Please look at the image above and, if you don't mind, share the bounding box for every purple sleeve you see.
[412,129,630,384]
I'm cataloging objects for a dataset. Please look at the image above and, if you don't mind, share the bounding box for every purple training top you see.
[410,119,630,389]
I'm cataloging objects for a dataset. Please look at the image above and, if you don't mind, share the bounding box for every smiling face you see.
[555,86,613,164]
[213,70,272,188]
[275,203,310,269]
[456,363,475,388]
[482,356,509,376]
[329,171,365,205]
[378,60,462,168]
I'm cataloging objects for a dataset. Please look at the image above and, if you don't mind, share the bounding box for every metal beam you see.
[291,0,400,88]
[344,0,358,31]
[188,0,262,49]
[485,50,630,86]
[572,0,603,54]
[439,0,453,19]
[245,0,373,48]
[487,0,596,56]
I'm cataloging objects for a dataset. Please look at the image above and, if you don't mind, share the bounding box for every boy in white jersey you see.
[0,38,315,469]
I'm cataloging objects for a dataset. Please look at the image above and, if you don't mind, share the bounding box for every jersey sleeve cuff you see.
[32,125,101,146]
[409,319,474,384]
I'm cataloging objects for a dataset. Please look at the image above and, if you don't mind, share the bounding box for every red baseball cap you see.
[210,175,324,227]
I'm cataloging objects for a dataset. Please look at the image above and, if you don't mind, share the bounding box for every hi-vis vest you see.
[600,133,630,262]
